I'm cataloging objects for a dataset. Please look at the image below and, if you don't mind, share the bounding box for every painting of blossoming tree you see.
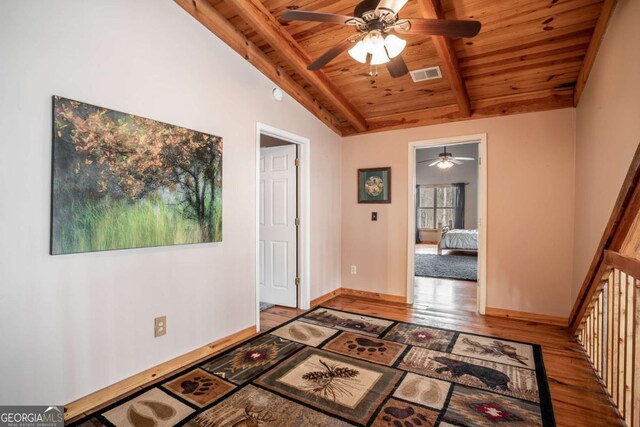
[51,96,222,255]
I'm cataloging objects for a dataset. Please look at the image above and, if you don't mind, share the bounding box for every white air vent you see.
[410,66,442,82]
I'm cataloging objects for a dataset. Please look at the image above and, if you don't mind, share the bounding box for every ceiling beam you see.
[174,0,343,135]
[574,0,617,107]
[417,0,472,118]
[349,88,574,135]
[225,0,368,132]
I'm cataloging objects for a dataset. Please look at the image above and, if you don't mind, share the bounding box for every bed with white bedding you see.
[437,223,478,255]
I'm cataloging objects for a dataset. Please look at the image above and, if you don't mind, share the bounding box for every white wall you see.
[416,143,479,233]
[572,0,640,301]
[341,109,576,318]
[0,0,341,405]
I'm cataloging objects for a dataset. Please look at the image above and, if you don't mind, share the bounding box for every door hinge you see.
[295,217,300,226]
[295,277,300,286]
[295,158,301,167]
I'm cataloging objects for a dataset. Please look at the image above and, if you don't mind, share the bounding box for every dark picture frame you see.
[358,167,391,203]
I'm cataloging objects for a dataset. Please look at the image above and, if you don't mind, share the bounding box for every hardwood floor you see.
[414,276,478,315]
[262,295,623,427]
[69,238,619,426]
[414,243,479,316]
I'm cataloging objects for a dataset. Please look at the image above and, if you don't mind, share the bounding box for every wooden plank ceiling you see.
[177,0,606,135]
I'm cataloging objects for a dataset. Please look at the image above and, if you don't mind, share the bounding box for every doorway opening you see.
[255,123,311,331]
[407,134,487,315]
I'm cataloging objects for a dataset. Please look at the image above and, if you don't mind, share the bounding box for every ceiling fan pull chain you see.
[369,64,379,78]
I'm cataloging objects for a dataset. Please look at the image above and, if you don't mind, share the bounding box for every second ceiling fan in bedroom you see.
[281,0,481,78]
[418,147,475,169]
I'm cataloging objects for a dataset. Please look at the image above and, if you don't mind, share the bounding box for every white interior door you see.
[259,144,297,307]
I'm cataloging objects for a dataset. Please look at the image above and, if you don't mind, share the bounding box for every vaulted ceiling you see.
[176,0,614,136]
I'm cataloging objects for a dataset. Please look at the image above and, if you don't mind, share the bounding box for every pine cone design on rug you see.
[301,359,361,401]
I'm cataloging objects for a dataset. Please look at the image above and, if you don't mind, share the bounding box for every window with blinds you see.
[417,185,454,229]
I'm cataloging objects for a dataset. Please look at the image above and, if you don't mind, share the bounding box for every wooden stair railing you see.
[576,251,640,425]
[570,142,640,426]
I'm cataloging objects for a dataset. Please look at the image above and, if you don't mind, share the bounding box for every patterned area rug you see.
[71,307,555,426]
[415,253,478,281]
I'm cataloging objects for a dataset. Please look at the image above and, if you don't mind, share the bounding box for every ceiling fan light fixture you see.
[437,160,454,169]
[348,41,368,63]
[384,34,406,58]
[370,48,390,65]
[284,2,482,78]
[362,31,384,54]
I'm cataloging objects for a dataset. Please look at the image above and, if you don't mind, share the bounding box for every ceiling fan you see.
[418,147,475,169]
[281,0,481,78]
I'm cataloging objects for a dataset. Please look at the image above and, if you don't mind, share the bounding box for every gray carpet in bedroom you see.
[415,253,478,281]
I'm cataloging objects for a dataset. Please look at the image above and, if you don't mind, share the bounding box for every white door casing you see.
[259,144,297,307]
[407,134,487,314]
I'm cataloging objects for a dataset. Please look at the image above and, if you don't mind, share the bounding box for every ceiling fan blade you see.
[307,38,353,71]
[450,159,463,165]
[376,0,409,15]
[428,160,441,167]
[417,158,439,164]
[453,157,475,161]
[404,19,481,38]
[386,55,409,78]
[281,10,361,25]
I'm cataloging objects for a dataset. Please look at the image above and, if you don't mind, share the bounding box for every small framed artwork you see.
[358,167,391,203]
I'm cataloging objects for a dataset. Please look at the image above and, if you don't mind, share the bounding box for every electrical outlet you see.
[154,316,166,337]
[351,265,357,274]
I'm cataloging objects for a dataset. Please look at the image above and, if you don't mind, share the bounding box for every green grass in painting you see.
[53,196,221,254]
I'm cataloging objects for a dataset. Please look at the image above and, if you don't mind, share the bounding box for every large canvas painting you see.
[51,96,222,255]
